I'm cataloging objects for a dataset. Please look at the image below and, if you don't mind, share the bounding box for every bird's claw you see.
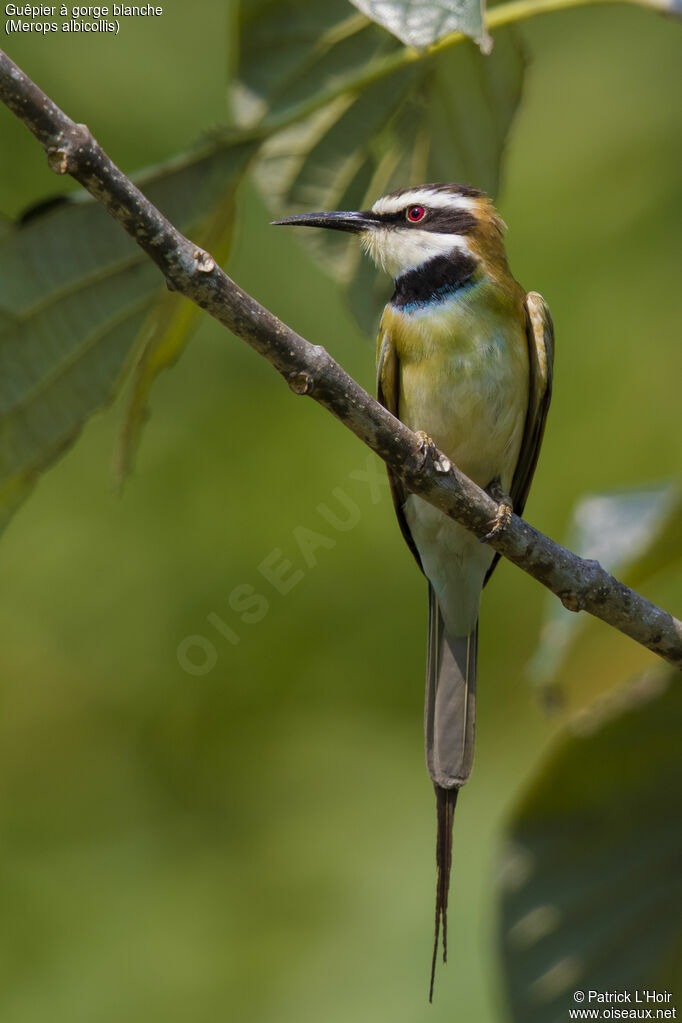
[415,430,438,467]
[415,431,451,474]
[480,479,513,542]
[480,501,513,543]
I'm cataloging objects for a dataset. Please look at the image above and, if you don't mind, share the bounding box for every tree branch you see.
[1,49,680,669]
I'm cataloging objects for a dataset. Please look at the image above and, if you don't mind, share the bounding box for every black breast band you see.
[392,252,478,309]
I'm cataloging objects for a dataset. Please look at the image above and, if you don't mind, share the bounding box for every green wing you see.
[377,329,423,571]
[511,291,555,514]
[485,291,554,585]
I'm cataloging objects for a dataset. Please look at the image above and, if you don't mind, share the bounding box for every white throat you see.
[361,227,473,279]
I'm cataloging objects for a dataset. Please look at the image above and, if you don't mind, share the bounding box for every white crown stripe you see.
[371,190,479,216]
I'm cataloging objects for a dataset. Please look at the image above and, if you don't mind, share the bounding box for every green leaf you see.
[349,0,492,53]
[235,0,524,331]
[233,0,385,127]
[529,484,682,705]
[115,176,243,483]
[0,137,255,532]
[499,667,682,1023]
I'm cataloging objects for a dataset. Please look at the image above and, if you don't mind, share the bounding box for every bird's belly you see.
[405,493,493,635]
[391,305,530,636]
[399,326,528,493]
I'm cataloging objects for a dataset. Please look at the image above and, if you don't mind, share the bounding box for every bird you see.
[273,183,553,997]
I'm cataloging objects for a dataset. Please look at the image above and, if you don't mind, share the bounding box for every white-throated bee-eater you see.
[273,182,554,996]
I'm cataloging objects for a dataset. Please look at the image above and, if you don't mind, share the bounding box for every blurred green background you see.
[0,3,680,1021]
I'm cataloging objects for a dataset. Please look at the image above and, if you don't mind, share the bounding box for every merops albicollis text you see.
[274,183,554,996]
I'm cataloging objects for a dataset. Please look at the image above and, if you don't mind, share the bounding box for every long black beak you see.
[271,210,377,234]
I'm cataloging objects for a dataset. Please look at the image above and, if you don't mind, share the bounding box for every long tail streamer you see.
[429,784,459,1001]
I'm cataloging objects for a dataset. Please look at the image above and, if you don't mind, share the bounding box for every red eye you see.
[407,205,425,223]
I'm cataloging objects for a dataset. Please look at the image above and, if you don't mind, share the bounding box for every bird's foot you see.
[480,478,513,543]
[415,431,437,466]
[415,431,451,474]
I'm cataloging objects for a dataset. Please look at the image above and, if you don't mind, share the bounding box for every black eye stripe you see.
[425,209,478,235]
[370,207,477,234]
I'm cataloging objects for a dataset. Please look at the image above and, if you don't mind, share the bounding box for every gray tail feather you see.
[425,584,478,999]
[425,584,477,789]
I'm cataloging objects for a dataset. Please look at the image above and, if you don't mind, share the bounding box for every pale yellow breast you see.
[381,286,529,493]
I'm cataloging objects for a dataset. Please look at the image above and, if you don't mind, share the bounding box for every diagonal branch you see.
[0,48,680,669]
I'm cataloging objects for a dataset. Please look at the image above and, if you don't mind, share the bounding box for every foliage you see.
[0,140,255,523]
[350,0,492,51]
[0,0,526,524]
[500,666,682,1022]
[497,484,682,1017]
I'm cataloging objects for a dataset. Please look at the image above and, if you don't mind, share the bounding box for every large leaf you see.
[233,0,386,127]
[234,0,525,330]
[115,175,242,482]
[499,667,682,1023]
[529,484,682,707]
[350,0,492,53]
[0,137,256,529]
